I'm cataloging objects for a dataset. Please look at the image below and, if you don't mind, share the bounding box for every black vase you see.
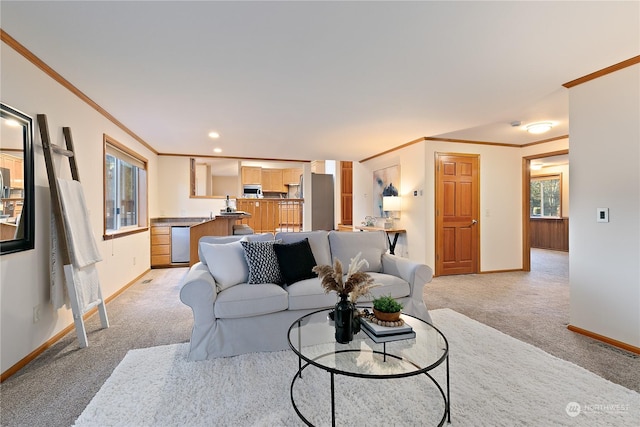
[335,294,355,343]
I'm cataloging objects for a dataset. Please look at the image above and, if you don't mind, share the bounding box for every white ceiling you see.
[1,1,638,161]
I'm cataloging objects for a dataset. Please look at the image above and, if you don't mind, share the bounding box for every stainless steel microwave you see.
[243,184,263,198]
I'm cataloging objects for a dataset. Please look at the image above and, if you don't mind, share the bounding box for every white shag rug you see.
[74,309,639,426]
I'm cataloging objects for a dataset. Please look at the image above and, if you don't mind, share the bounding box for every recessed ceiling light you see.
[5,119,20,127]
[213,148,222,153]
[208,131,220,139]
[525,122,553,134]
[531,163,543,170]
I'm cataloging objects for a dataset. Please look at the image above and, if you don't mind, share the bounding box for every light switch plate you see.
[596,207,609,223]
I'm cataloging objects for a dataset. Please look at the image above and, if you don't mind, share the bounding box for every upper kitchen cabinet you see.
[282,168,302,186]
[241,166,262,186]
[262,169,285,192]
[0,153,24,189]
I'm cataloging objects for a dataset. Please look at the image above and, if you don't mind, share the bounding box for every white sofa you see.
[179,230,433,360]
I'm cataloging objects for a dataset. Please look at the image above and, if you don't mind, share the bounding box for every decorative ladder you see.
[38,114,109,347]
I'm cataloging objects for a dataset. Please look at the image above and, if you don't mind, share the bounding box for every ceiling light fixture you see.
[213,148,222,153]
[525,122,553,134]
[208,131,220,139]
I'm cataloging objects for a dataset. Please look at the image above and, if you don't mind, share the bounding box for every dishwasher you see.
[171,226,190,263]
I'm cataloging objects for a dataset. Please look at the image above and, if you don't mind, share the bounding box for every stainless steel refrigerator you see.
[301,173,335,231]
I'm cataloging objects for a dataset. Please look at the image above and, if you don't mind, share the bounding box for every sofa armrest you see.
[180,262,218,360]
[180,262,217,309]
[381,254,434,323]
[381,253,433,294]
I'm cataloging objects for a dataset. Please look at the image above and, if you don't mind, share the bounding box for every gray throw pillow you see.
[200,241,249,290]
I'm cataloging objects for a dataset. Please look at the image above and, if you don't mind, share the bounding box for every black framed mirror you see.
[0,103,35,254]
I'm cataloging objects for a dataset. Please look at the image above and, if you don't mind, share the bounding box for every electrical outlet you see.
[33,305,41,323]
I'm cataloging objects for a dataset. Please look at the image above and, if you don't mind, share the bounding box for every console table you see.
[355,226,406,255]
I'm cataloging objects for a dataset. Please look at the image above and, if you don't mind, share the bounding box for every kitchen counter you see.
[151,215,250,268]
[236,198,304,201]
[150,217,209,226]
[188,212,252,266]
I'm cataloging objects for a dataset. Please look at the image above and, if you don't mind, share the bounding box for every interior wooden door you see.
[436,153,480,276]
[340,161,353,225]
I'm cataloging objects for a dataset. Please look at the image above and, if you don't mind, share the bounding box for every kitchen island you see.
[188,212,251,266]
[150,213,250,268]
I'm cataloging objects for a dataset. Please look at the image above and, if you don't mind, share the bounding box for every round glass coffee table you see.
[288,308,450,426]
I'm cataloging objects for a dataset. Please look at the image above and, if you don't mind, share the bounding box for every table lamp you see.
[382,196,401,229]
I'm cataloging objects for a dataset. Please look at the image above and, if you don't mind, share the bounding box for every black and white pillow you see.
[240,240,283,284]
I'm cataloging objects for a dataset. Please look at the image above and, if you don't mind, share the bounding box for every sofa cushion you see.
[214,284,288,318]
[285,277,338,310]
[273,238,317,285]
[241,240,283,284]
[356,272,410,302]
[200,241,248,290]
[275,230,332,266]
[198,233,274,266]
[328,230,388,272]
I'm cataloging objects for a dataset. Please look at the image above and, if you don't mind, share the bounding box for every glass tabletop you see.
[288,309,448,378]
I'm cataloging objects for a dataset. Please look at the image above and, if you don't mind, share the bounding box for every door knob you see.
[471,219,478,225]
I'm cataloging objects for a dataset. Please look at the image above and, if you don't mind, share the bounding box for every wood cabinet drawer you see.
[151,244,170,256]
[151,226,170,235]
[151,254,171,266]
[151,234,170,245]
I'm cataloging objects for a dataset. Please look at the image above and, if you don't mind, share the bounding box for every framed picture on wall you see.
[373,165,400,217]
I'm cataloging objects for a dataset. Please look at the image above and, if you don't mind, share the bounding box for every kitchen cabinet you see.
[282,168,302,186]
[262,169,285,192]
[241,166,262,185]
[0,153,24,189]
[151,217,210,267]
[150,224,171,267]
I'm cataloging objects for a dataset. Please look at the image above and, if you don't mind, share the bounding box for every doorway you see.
[435,153,480,276]
[522,149,569,271]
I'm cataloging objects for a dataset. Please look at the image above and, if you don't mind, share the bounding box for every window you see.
[104,135,148,237]
[530,174,561,218]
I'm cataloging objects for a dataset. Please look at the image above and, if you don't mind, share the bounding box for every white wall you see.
[156,156,228,218]
[354,143,427,262]
[354,138,570,272]
[568,64,640,347]
[1,44,156,373]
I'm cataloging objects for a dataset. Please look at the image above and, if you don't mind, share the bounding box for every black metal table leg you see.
[331,372,336,427]
[446,353,451,423]
[388,232,400,255]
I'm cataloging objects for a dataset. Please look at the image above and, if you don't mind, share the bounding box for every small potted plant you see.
[372,295,403,322]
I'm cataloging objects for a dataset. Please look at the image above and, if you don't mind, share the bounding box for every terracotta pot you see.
[373,308,401,322]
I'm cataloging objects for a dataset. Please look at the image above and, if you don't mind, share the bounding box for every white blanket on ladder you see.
[50,179,103,311]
